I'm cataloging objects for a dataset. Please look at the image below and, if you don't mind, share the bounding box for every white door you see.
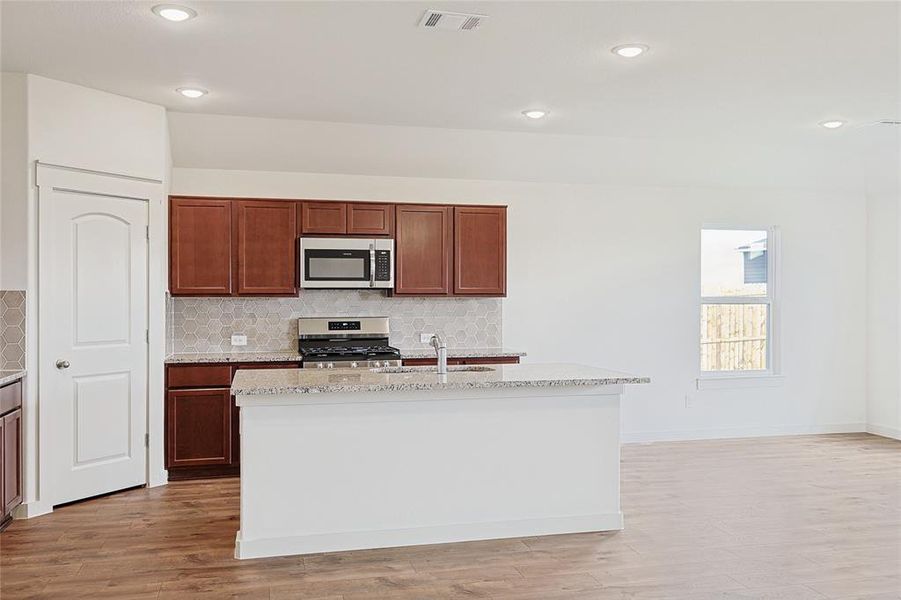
[39,167,149,505]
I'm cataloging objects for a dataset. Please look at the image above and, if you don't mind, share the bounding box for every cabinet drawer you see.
[0,381,22,416]
[167,365,233,389]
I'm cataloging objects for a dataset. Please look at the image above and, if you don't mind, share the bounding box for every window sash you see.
[700,302,771,374]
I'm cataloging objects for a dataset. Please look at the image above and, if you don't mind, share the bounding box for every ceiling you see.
[2,1,898,148]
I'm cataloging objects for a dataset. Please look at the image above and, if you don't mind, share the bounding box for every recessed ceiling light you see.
[152,5,197,22]
[176,87,207,99]
[522,109,548,120]
[819,119,846,129]
[611,44,649,58]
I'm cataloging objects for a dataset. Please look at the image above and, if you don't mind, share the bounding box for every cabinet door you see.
[301,202,347,235]
[166,389,232,467]
[2,409,22,515]
[170,198,233,295]
[0,416,5,522]
[234,200,297,295]
[454,206,507,296]
[395,205,453,295]
[347,203,395,236]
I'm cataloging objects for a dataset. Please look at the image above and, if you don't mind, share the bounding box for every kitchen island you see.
[231,364,649,559]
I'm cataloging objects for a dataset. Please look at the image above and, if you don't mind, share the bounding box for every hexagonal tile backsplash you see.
[0,291,26,370]
[168,291,502,354]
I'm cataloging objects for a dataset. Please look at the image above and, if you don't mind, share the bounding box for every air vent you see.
[418,10,487,31]
[877,119,901,126]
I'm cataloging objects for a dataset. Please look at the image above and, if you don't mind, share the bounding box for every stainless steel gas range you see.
[297,317,401,369]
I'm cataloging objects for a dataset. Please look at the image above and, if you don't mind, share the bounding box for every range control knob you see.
[326,362,334,369]
[316,363,325,369]
[350,362,358,369]
[372,361,381,368]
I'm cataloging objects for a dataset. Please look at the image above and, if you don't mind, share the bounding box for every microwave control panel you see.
[374,250,392,281]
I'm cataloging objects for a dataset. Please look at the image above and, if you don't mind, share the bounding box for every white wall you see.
[866,193,900,439]
[1,72,28,289]
[172,167,868,441]
[8,74,169,517]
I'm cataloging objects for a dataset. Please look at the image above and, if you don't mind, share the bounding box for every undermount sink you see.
[370,366,496,374]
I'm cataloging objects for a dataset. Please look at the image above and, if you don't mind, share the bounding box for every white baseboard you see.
[622,422,866,444]
[13,500,53,520]
[234,512,623,560]
[866,424,901,441]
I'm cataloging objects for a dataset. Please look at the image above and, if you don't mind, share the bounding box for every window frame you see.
[698,224,781,380]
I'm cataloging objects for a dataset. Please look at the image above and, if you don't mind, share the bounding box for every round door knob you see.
[56,359,70,369]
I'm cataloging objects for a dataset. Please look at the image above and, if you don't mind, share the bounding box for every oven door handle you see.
[369,243,376,288]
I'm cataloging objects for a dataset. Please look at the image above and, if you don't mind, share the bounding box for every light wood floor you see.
[1,433,899,599]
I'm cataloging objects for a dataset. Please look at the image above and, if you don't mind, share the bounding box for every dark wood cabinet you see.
[0,380,23,530]
[169,198,233,295]
[301,201,347,235]
[394,205,454,295]
[234,200,297,295]
[347,203,394,236]
[165,362,301,480]
[3,409,22,515]
[454,206,507,296]
[166,388,232,468]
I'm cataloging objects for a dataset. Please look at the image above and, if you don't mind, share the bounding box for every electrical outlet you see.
[231,334,248,347]
[420,333,434,343]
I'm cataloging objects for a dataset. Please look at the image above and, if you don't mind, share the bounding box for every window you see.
[700,227,776,375]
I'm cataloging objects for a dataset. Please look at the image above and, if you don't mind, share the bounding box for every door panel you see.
[3,409,22,514]
[170,198,232,295]
[454,206,507,296]
[395,205,453,295]
[347,203,394,236]
[234,200,297,295]
[40,172,149,506]
[301,201,347,235]
[166,389,232,467]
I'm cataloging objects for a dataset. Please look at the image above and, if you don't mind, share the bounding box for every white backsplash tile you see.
[0,291,26,370]
[168,291,501,353]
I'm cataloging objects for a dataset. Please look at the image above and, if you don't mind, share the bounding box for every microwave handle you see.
[369,243,376,288]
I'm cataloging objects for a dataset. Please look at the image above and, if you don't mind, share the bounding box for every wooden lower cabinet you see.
[166,389,232,468]
[165,363,300,480]
[0,381,23,531]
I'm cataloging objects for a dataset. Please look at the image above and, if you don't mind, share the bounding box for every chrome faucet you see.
[430,333,448,374]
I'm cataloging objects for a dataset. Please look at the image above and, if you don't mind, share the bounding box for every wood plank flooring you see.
[1,433,899,599]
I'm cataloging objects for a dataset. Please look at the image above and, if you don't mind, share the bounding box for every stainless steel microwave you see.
[299,237,394,289]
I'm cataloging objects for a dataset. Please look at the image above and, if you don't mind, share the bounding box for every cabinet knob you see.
[56,359,70,370]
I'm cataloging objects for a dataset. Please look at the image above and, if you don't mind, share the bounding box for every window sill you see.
[696,374,785,391]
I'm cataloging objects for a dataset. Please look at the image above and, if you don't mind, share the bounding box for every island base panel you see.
[235,387,623,559]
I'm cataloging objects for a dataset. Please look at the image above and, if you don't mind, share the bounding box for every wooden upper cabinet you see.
[395,205,453,295]
[169,198,233,295]
[347,203,394,236]
[233,200,297,295]
[301,201,347,235]
[454,206,507,296]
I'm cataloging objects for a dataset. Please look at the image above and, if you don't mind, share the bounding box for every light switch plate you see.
[231,334,248,347]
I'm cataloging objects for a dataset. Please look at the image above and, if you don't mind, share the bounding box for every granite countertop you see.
[165,352,303,364]
[232,363,649,396]
[165,348,526,364]
[0,370,26,387]
[398,347,526,359]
